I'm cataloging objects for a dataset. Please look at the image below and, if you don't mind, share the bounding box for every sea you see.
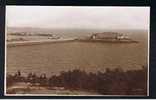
[6,29,148,76]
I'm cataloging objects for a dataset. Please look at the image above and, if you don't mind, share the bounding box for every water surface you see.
[7,38,148,76]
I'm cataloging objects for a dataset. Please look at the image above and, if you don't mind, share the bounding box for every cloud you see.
[6,6,150,30]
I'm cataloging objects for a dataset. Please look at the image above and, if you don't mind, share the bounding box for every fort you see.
[76,32,138,43]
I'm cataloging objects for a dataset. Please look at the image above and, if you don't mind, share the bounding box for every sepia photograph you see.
[5,6,149,96]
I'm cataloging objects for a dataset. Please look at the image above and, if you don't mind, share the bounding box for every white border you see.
[4,6,150,97]
[147,6,150,97]
[4,5,7,96]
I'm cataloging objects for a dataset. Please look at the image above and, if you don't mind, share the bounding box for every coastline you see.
[7,39,75,47]
[75,39,139,43]
[7,38,139,47]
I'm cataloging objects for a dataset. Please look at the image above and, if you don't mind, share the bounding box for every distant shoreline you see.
[7,39,139,47]
[7,39,75,47]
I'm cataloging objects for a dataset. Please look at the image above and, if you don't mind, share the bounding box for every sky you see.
[6,6,150,30]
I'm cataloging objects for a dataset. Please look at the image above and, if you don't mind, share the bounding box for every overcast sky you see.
[6,6,150,30]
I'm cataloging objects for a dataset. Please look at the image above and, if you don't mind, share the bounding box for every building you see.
[90,32,123,40]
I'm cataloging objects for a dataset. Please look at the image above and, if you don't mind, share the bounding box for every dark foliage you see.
[6,66,147,95]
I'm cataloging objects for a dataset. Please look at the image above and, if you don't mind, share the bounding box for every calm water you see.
[7,36,148,76]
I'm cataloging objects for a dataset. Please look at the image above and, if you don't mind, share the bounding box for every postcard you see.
[5,6,150,96]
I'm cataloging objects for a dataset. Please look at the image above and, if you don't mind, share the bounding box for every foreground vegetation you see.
[6,66,147,95]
